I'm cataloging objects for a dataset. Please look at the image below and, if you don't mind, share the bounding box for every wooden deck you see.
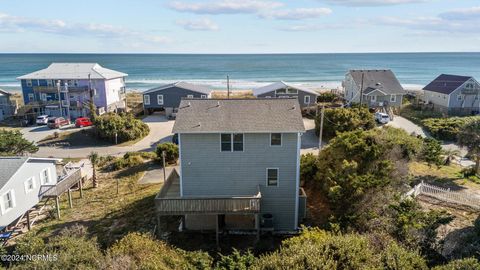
[155,169,261,215]
[39,169,82,198]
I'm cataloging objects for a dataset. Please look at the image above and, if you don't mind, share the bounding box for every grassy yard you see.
[211,90,254,99]
[30,164,161,248]
[37,128,111,147]
[399,104,444,124]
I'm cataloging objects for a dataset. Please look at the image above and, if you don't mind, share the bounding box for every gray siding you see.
[364,93,404,107]
[448,79,480,113]
[0,161,58,227]
[180,132,299,231]
[143,87,208,109]
[0,94,14,120]
[257,90,317,109]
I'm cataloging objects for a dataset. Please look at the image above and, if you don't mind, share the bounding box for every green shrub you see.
[421,138,444,167]
[124,151,157,160]
[317,92,339,103]
[215,249,255,270]
[94,113,149,143]
[432,257,480,270]
[0,129,38,156]
[315,107,375,138]
[300,153,318,184]
[112,155,144,170]
[156,142,179,165]
[421,116,480,141]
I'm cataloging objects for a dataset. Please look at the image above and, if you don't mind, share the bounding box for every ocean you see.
[0,53,479,92]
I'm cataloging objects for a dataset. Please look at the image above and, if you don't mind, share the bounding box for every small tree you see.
[458,120,480,174]
[156,143,179,165]
[421,138,444,167]
[88,151,99,188]
[0,129,38,156]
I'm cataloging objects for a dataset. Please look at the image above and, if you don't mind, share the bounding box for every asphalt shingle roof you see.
[144,81,212,95]
[423,74,473,95]
[253,81,319,96]
[349,69,405,95]
[172,98,305,133]
[0,157,28,191]
[17,63,128,80]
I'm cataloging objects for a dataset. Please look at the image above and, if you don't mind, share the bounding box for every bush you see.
[112,155,144,170]
[215,249,255,270]
[315,107,375,138]
[300,153,318,185]
[94,113,149,143]
[124,151,157,160]
[0,129,38,156]
[421,138,444,167]
[432,257,480,270]
[421,116,480,141]
[317,92,338,103]
[156,142,179,165]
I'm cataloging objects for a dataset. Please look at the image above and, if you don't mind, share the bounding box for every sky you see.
[0,0,479,53]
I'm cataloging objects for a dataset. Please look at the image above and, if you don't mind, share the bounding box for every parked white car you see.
[36,115,50,125]
[375,112,390,124]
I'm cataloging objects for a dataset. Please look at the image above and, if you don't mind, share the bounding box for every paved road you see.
[21,124,75,143]
[32,114,174,158]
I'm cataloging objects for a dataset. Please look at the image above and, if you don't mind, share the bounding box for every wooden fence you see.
[406,181,480,210]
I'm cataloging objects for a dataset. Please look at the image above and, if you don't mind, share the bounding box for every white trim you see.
[266,168,279,187]
[1,190,16,215]
[201,95,207,99]
[186,95,194,99]
[304,95,311,104]
[365,88,388,96]
[220,133,244,152]
[26,79,32,87]
[40,168,51,185]
[24,176,36,194]
[371,95,376,102]
[294,132,300,230]
[178,133,183,197]
[157,94,164,105]
[390,95,396,103]
[270,133,282,146]
[143,95,150,105]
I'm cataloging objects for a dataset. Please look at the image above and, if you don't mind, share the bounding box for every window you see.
[221,133,243,152]
[457,95,464,101]
[287,88,298,94]
[73,80,79,86]
[201,95,207,99]
[304,95,311,104]
[266,168,279,186]
[270,133,282,146]
[390,95,396,102]
[265,96,271,98]
[371,95,376,102]
[24,177,35,193]
[275,88,287,94]
[26,80,32,87]
[41,93,47,101]
[47,80,53,87]
[233,133,244,151]
[28,93,35,101]
[157,94,164,105]
[221,134,232,152]
[466,83,474,89]
[2,190,15,213]
[144,95,150,105]
[41,168,51,185]
[187,95,194,99]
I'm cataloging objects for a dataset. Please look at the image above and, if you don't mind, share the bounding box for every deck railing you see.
[33,86,88,93]
[39,169,82,198]
[406,181,480,210]
[155,195,261,215]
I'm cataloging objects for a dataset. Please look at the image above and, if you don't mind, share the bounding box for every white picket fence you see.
[406,181,480,210]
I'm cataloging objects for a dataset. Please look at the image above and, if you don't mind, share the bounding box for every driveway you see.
[32,114,174,158]
[301,118,326,155]
[21,124,75,143]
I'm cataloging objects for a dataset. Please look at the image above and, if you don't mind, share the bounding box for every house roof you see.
[0,89,12,96]
[348,69,405,95]
[17,63,128,80]
[144,81,212,95]
[253,81,319,96]
[172,98,305,133]
[423,74,473,95]
[0,157,61,191]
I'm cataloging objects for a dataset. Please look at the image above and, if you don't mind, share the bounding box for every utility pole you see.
[56,80,63,118]
[318,104,325,155]
[162,151,167,181]
[227,75,230,99]
[359,72,365,105]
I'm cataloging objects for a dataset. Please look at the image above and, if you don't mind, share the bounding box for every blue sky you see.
[0,0,479,53]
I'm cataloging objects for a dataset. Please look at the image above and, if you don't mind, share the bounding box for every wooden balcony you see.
[33,86,89,93]
[39,169,82,198]
[155,169,261,215]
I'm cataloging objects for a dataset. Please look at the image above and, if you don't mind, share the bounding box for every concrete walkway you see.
[301,118,326,155]
[138,165,176,184]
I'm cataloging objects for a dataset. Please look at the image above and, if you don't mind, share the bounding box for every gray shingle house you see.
[143,81,212,117]
[423,74,480,115]
[155,98,307,240]
[0,89,15,121]
[344,70,406,108]
[253,81,319,109]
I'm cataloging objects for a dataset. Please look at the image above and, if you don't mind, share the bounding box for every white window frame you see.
[144,95,150,105]
[270,133,282,146]
[157,94,164,105]
[26,79,32,87]
[73,80,79,87]
[24,177,36,194]
[201,95,207,99]
[266,168,279,187]
[1,190,16,215]
[220,133,244,152]
[40,168,51,185]
[28,93,35,101]
[304,95,311,104]
[287,88,298,94]
[47,80,53,87]
[457,94,464,101]
[371,95,376,102]
[390,95,396,103]
[187,95,194,99]
[41,93,47,101]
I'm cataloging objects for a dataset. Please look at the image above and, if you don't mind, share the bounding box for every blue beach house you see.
[17,63,128,119]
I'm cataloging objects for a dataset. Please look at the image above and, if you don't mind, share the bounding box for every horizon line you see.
[0,51,479,55]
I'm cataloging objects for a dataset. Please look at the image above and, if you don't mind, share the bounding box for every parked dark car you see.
[75,117,93,128]
[47,117,70,129]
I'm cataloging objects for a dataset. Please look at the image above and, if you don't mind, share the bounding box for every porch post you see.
[79,179,84,198]
[55,196,61,219]
[216,214,220,248]
[68,189,73,208]
[26,210,31,231]
[156,214,161,237]
[255,213,260,241]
